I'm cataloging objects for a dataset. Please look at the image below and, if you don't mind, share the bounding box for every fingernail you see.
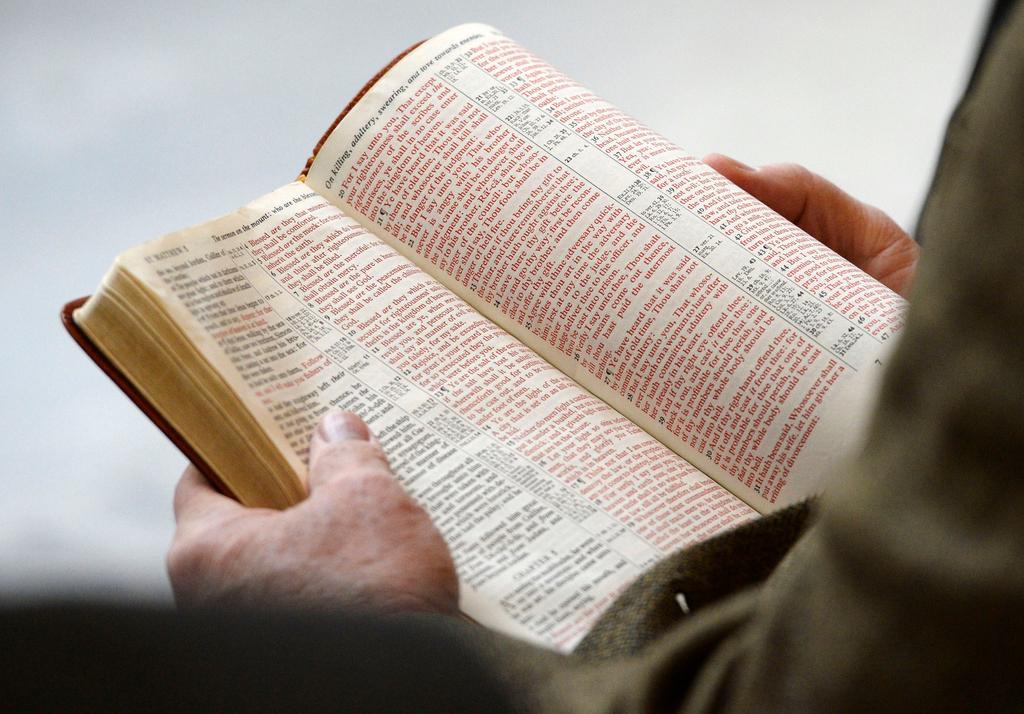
[706,153,755,172]
[317,411,369,443]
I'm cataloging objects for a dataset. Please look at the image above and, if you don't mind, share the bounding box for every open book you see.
[65,23,905,651]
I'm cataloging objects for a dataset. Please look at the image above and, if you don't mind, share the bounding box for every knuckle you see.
[172,471,195,516]
[166,523,255,596]
[781,162,813,184]
[349,440,392,468]
[319,441,391,473]
[311,444,396,491]
[166,533,216,584]
[321,465,403,503]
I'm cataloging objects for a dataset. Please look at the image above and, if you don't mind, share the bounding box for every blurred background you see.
[0,0,991,602]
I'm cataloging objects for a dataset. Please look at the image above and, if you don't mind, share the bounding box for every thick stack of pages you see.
[66,23,905,650]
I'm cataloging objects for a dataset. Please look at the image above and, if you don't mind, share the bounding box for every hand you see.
[704,154,919,297]
[167,411,458,614]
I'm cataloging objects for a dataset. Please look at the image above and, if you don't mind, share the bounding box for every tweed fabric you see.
[574,499,814,662]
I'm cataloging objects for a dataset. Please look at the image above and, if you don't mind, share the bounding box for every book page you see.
[305,24,906,511]
[119,183,755,651]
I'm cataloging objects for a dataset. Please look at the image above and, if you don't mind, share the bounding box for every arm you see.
[510,12,1024,707]
[168,8,1024,706]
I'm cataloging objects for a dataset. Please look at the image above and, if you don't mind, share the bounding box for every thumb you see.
[306,411,393,491]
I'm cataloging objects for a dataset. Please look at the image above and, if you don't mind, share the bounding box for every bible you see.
[64,23,905,651]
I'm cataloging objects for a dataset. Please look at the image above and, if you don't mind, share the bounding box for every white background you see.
[0,0,991,602]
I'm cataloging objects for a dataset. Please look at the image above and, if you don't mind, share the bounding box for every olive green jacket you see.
[445,4,1024,711]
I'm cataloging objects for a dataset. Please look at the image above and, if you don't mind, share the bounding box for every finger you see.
[705,153,911,254]
[173,464,243,525]
[743,165,868,253]
[704,154,813,223]
[705,154,858,241]
[307,411,393,491]
[705,153,814,221]
[703,153,755,180]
